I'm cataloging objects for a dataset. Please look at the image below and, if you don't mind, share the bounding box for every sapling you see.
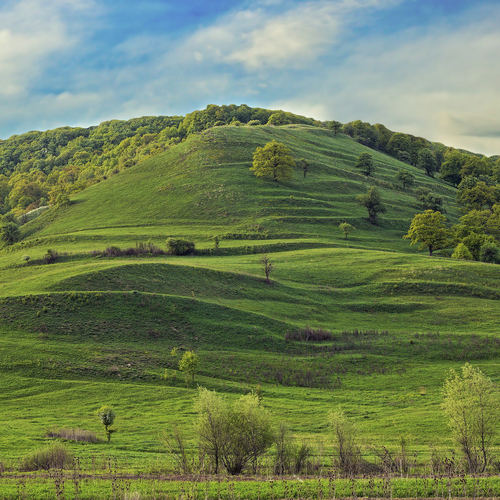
[96,406,116,442]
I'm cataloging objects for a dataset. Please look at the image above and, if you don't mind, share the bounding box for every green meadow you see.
[1,124,500,497]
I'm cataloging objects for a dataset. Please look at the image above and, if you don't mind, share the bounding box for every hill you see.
[0,119,500,481]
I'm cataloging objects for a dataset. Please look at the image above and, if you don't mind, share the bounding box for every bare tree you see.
[260,254,274,284]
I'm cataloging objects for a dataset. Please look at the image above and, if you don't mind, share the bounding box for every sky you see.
[1,0,500,155]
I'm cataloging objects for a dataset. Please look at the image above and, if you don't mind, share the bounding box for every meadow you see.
[1,124,500,498]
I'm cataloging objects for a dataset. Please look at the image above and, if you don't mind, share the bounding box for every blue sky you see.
[1,0,500,155]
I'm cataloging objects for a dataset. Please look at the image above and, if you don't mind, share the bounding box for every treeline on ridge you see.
[1,104,499,222]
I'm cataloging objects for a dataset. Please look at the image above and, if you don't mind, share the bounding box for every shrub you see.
[285,327,332,342]
[247,120,261,126]
[479,243,500,264]
[44,249,59,264]
[166,238,195,255]
[103,246,122,257]
[452,243,473,260]
[0,221,21,245]
[45,427,99,443]
[19,443,74,471]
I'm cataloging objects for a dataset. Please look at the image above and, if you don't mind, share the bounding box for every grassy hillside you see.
[1,123,499,476]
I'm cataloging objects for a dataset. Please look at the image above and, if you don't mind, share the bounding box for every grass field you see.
[1,124,499,497]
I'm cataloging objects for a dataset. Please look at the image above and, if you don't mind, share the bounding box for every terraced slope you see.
[1,124,499,466]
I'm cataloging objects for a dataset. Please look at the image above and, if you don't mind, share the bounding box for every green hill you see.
[1,121,499,476]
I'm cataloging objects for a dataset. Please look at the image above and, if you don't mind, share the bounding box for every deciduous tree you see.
[357,187,386,224]
[178,350,199,385]
[396,170,415,191]
[355,152,374,176]
[250,140,295,182]
[339,222,355,240]
[96,406,116,442]
[442,364,499,473]
[403,210,452,256]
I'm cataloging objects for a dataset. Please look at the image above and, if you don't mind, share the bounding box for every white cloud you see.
[271,5,500,155]
[182,0,400,71]
[0,0,96,97]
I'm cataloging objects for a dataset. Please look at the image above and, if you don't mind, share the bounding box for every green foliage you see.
[442,364,499,473]
[417,148,437,177]
[178,350,199,385]
[250,140,295,182]
[194,388,273,475]
[338,222,355,240]
[451,243,473,260]
[479,242,500,264]
[0,221,20,245]
[396,170,415,191]
[296,158,310,178]
[404,210,452,256]
[328,408,360,475]
[415,187,444,212]
[356,187,386,224]
[355,152,374,176]
[166,238,195,255]
[96,405,116,442]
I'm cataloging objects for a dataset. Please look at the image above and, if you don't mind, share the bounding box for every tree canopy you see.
[403,210,452,256]
[250,140,295,182]
[356,187,386,224]
[442,364,499,473]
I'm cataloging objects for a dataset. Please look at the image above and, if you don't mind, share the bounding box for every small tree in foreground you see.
[329,408,360,475]
[260,254,274,284]
[194,388,273,475]
[339,222,355,240]
[442,363,499,473]
[357,187,386,224]
[403,210,452,256]
[178,350,199,385]
[96,406,116,442]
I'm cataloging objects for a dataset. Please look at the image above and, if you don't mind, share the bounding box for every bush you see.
[452,243,473,260]
[0,221,21,245]
[45,427,99,442]
[44,249,59,264]
[479,243,500,264]
[247,120,261,126]
[166,238,195,255]
[19,443,74,471]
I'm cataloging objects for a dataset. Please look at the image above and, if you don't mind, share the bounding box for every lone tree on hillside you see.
[442,364,499,473]
[396,170,415,191]
[297,158,309,178]
[339,222,355,240]
[260,254,274,284]
[96,406,116,442]
[357,187,386,224]
[403,210,452,256]
[250,140,295,182]
[355,152,374,176]
[179,350,199,385]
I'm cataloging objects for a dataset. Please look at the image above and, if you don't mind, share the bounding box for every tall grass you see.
[19,443,74,471]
